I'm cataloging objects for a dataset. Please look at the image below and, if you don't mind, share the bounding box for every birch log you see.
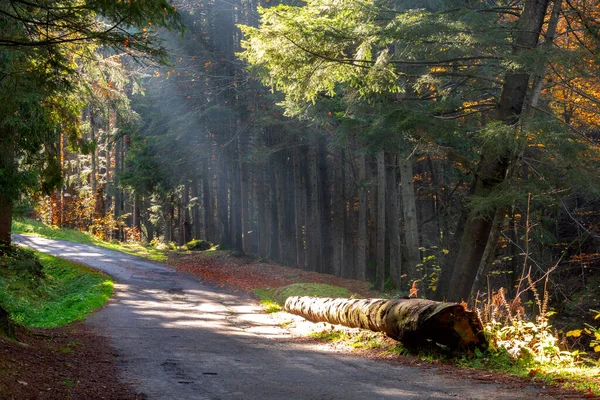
[285,296,485,350]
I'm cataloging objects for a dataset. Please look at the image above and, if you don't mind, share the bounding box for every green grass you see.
[458,350,600,396]
[254,283,357,313]
[12,218,167,262]
[0,247,113,328]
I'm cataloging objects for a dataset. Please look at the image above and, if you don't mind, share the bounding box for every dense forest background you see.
[2,0,600,318]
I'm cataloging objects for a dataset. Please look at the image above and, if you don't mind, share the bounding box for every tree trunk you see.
[231,158,243,252]
[218,160,230,248]
[375,149,386,291]
[400,158,420,287]
[269,155,281,261]
[318,139,333,274]
[331,149,344,277]
[306,145,322,272]
[356,153,367,281]
[133,192,141,234]
[342,148,356,279]
[447,0,549,302]
[240,154,251,254]
[183,183,192,245]
[0,194,12,248]
[285,296,485,350]
[293,146,306,268]
[275,151,294,265]
[386,154,402,288]
[202,162,215,243]
[470,208,505,297]
[191,177,202,239]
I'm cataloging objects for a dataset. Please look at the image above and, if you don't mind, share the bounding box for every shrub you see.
[186,239,212,251]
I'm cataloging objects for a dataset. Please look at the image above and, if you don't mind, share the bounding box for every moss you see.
[186,239,213,251]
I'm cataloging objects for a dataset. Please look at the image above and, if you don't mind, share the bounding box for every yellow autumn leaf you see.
[594,313,600,320]
[584,328,592,334]
[566,329,582,337]
[442,249,449,255]
[594,345,600,353]
[594,332,600,340]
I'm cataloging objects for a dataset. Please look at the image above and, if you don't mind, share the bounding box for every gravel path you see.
[15,235,556,400]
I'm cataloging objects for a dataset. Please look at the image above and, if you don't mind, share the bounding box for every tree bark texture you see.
[356,154,367,281]
[306,145,322,272]
[331,148,344,277]
[386,154,402,288]
[293,146,306,268]
[285,296,485,350]
[191,177,202,240]
[375,149,386,291]
[400,158,420,286]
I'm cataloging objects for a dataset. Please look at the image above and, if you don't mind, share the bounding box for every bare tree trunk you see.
[257,162,271,258]
[400,158,420,287]
[269,155,281,261]
[90,114,97,199]
[183,183,192,245]
[342,149,356,279]
[240,154,251,253]
[306,145,322,272]
[276,151,293,264]
[331,148,344,276]
[202,162,215,242]
[0,132,13,247]
[386,154,402,288]
[133,192,141,234]
[470,208,505,297]
[293,146,306,268]
[356,153,367,281]
[191,177,201,239]
[218,160,230,248]
[231,158,243,252]
[318,139,333,274]
[113,137,122,240]
[375,149,386,290]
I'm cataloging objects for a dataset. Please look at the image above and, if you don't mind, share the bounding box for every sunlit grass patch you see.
[0,247,113,328]
[309,326,386,350]
[12,218,167,262]
[254,283,358,313]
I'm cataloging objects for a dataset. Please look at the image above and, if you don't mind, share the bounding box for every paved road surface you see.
[15,235,553,400]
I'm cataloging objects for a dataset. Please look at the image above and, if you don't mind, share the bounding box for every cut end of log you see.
[284,296,485,351]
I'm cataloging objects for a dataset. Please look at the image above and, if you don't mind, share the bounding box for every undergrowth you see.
[465,286,600,395]
[0,246,113,327]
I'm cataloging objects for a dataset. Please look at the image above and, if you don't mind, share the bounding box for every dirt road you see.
[15,235,554,399]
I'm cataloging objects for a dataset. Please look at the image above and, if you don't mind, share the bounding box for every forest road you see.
[15,234,558,400]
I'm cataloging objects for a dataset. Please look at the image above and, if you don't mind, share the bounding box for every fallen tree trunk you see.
[285,296,485,350]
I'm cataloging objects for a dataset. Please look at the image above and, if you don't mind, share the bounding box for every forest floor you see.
[2,240,597,399]
[0,324,142,399]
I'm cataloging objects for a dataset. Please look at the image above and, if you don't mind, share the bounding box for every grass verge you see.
[254,283,356,313]
[12,218,167,262]
[0,246,113,327]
